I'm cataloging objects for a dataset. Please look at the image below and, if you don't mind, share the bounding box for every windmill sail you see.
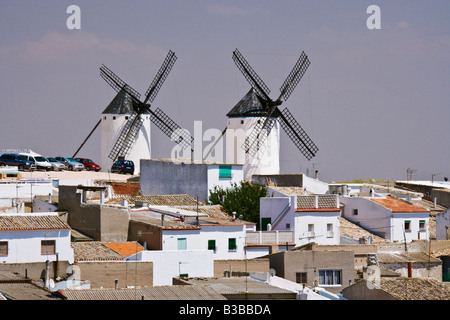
[279,107,318,160]
[108,112,144,160]
[231,48,318,161]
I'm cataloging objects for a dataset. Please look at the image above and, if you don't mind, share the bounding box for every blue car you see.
[0,153,36,171]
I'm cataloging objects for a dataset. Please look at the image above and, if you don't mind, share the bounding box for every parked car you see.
[111,160,134,175]
[46,157,66,171]
[74,158,101,172]
[20,154,52,171]
[0,153,36,171]
[54,157,84,171]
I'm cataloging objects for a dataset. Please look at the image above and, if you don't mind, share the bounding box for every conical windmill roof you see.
[226,88,280,118]
[102,87,147,115]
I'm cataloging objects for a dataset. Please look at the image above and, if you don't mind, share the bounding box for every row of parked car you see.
[0,153,135,175]
[0,153,100,172]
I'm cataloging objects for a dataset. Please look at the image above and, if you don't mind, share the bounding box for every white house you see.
[128,250,214,286]
[131,205,247,261]
[340,196,430,242]
[0,213,74,264]
[260,190,341,247]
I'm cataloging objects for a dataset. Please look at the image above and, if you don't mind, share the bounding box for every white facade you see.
[259,194,341,246]
[161,223,246,260]
[129,250,214,286]
[0,213,74,264]
[206,164,244,197]
[294,210,341,246]
[340,196,430,242]
[0,180,53,211]
[101,113,151,175]
[226,117,280,181]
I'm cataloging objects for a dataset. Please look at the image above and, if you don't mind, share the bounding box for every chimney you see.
[45,260,51,288]
[315,170,318,180]
[232,212,236,222]
[408,262,412,278]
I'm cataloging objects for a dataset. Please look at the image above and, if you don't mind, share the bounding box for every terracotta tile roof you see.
[71,242,132,261]
[378,278,450,300]
[370,197,429,213]
[103,242,144,258]
[0,214,70,231]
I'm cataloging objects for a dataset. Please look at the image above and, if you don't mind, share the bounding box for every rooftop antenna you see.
[406,168,417,181]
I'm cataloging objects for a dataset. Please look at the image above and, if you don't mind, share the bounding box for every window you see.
[208,240,216,251]
[326,224,333,238]
[219,165,232,178]
[0,242,8,256]
[319,270,342,286]
[296,272,307,284]
[419,220,426,230]
[353,209,358,215]
[177,238,187,250]
[404,220,411,231]
[308,224,314,232]
[228,238,237,250]
[41,240,55,255]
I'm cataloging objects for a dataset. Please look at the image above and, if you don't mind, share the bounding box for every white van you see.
[19,154,52,171]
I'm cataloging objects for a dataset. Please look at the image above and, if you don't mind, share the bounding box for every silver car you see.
[54,156,84,171]
[46,157,66,171]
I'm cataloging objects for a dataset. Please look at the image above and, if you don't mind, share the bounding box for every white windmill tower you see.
[72,51,193,175]
[205,49,318,181]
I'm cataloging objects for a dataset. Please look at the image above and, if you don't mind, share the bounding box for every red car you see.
[74,158,101,172]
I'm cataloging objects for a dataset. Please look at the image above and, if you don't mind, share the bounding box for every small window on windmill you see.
[125,116,129,120]
[219,165,232,179]
[113,116,116,120]
[241,120,244,124]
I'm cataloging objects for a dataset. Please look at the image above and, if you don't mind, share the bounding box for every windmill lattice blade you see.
[279,52,310,102]
[232,49,271,100]
[150,107,193,150]
[279,107,318,160]
[243,117,275,157]
[100,64,141,100]
[144,51,177,104]
[108,113,144,161]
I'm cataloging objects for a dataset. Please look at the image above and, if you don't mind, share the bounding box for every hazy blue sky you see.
[0,1,448,182]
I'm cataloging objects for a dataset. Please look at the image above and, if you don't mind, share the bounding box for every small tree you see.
[209,181,267,226]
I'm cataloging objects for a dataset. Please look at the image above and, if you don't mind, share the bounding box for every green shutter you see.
[177,238,187,250]
[208,240,216,250]
[228,238,237,250]
[219,165,232,178]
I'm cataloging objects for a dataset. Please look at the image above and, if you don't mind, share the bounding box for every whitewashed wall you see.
[161,224,246,260]
[130,250,214,286]
[207,164,244,197]
[294,211,341,246]
[0,215,73,264]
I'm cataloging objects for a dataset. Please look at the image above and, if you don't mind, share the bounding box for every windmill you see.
[205,49,318,179]
[73,50,193,173]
